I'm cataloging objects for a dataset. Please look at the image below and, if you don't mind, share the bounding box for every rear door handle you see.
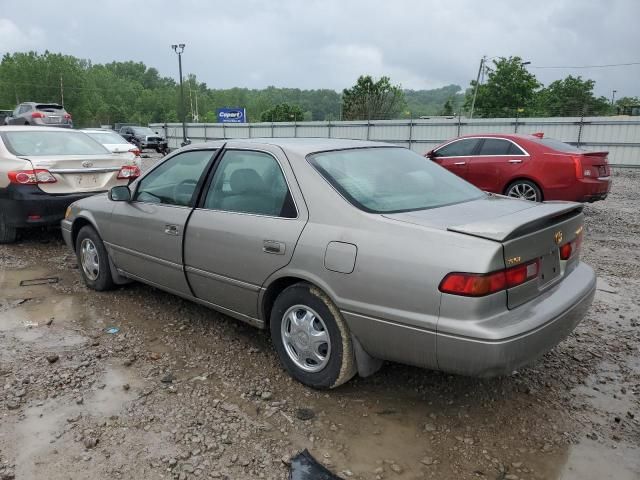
[454,161,466,165]
[263,240,285,255]
[508,159,523,164]
[164,224,180,236]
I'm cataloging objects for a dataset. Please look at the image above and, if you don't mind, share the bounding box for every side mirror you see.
[425,150,435,159]
[109,186,131,202]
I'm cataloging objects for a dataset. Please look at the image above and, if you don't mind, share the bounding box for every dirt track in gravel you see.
[0,168,638,480]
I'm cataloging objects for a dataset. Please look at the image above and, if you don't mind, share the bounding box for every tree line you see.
[0,52,637,127]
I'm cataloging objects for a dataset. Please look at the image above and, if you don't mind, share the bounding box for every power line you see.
[530,61,640,69]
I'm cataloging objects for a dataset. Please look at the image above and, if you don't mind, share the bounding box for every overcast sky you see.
[1,0,639,98]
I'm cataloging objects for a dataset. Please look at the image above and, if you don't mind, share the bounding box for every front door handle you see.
[508,159,523,164]
[263,240,285,255]
[164,224,180,236]
[454,161,466,165]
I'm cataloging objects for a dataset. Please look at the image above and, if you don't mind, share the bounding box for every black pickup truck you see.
[119,126,168,153]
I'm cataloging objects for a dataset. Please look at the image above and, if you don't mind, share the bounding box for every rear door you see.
[106,149,216,295]
[466,138,528,192]
[431,138,481,179]
[184,145,307,320]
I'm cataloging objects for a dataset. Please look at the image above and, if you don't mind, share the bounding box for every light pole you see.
[611,89,617,106]
[171,43,188,146]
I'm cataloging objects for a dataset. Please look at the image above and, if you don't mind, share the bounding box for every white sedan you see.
[81,129,141,168]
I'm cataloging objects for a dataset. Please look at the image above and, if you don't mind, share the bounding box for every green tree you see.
[342,75,405,120]
[464,56,541,117]
[260,103,305,122]
[534,75,610,116]
[440,98,454,116]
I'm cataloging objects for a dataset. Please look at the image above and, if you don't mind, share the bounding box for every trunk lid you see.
[578,151,610,178]
[385,196,584,309]
[36,104,71,126]
[20,154,134,194]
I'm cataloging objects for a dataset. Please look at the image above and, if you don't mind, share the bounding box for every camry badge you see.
[82,161,94,168]
[554,230,563,245]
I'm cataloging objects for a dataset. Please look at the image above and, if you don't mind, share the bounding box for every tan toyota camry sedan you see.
[61,139,596,389]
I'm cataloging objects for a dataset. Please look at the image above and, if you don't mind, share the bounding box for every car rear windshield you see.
[132,127,156,135]
[308,147,484,213]
[36,104,64,111]
[85,131,128,145]
[2,130,110,156]
[535,138,584,153]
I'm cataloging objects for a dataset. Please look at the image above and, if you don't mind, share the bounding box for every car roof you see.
[80,128,118,133]
[183,137,398,156]
[0,126,83,133]
[455,133,541,141]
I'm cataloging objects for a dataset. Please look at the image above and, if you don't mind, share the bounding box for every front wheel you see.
[270,283,356,389]
[75,226,115,291]
[505,180,543,202]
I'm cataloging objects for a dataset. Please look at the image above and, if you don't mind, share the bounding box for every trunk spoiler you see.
[447,202,583,242]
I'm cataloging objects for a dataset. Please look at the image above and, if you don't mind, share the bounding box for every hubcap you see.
[80,239,100,281]
[507,183,538,201]
[281,305,331,373]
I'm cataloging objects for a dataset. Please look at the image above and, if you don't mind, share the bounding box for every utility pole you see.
[171,43,188,146]
[60,75,64,106]
[611,89,617,106]
[469,55,486,119]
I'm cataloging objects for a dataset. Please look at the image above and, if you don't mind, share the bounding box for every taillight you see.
[560,229,583,260]
[129,147,141,157]
[8,169,56,184]
[31,111,45,118]
[573,156,583,179]
[439,259,540,297]
[64,113,72,119]
[117,165,141,179]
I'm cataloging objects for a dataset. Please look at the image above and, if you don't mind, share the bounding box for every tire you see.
[0,211,17,244]
[270,282,356,389]
[505,179,543,202]
[75,226,115,291]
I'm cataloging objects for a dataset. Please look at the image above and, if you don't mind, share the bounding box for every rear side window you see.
[434,138,480,157]
[203,150,296,218]
[1,131,109,156]
[478,138,525,155]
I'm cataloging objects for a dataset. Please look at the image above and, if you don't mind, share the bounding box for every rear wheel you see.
[0,212,17,244]
[75,226,115,291]
[505,180,542,202]
[270,283,356,389]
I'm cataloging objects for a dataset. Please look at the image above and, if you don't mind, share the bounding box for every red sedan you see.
[425,133,611,202]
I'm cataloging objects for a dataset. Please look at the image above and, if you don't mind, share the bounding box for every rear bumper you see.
[0,185,99,228]
[576,177,611,202]
[436,262,596,376]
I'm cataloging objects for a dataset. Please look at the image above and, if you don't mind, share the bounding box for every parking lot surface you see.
[0,167,638,480]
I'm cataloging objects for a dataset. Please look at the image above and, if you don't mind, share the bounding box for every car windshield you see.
[2,130,110,156]
[308,147,484,213]
[132,127,156,135]
[535,138,585,153]
[85,131,128,144]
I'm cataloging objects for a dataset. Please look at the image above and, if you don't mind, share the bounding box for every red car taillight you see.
[572,155,583,179]
[117,165,141,179]
[31,111,46,118]
[560,229,583,260]
[439,259,540,297]
[64,113,72,119]
[8,169,57,184]
[129,147,141,157]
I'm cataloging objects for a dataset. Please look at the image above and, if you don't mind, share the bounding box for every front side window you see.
[204,150,296,218]
[434,138,480,157]
[134,150,214,206]
[308,147,484,214]
[1,130,110,156]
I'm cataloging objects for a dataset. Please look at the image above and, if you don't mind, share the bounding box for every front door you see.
[105,149,216,296]
[184,147,307,320]
[431,137,481,180]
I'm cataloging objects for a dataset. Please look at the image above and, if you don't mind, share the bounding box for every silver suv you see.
[0,126,140,243]
[4,102,73,128]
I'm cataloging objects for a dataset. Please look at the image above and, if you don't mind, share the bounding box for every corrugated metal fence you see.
[150,116,640,167]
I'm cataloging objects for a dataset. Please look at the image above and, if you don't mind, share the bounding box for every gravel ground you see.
[0,167,639,480]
